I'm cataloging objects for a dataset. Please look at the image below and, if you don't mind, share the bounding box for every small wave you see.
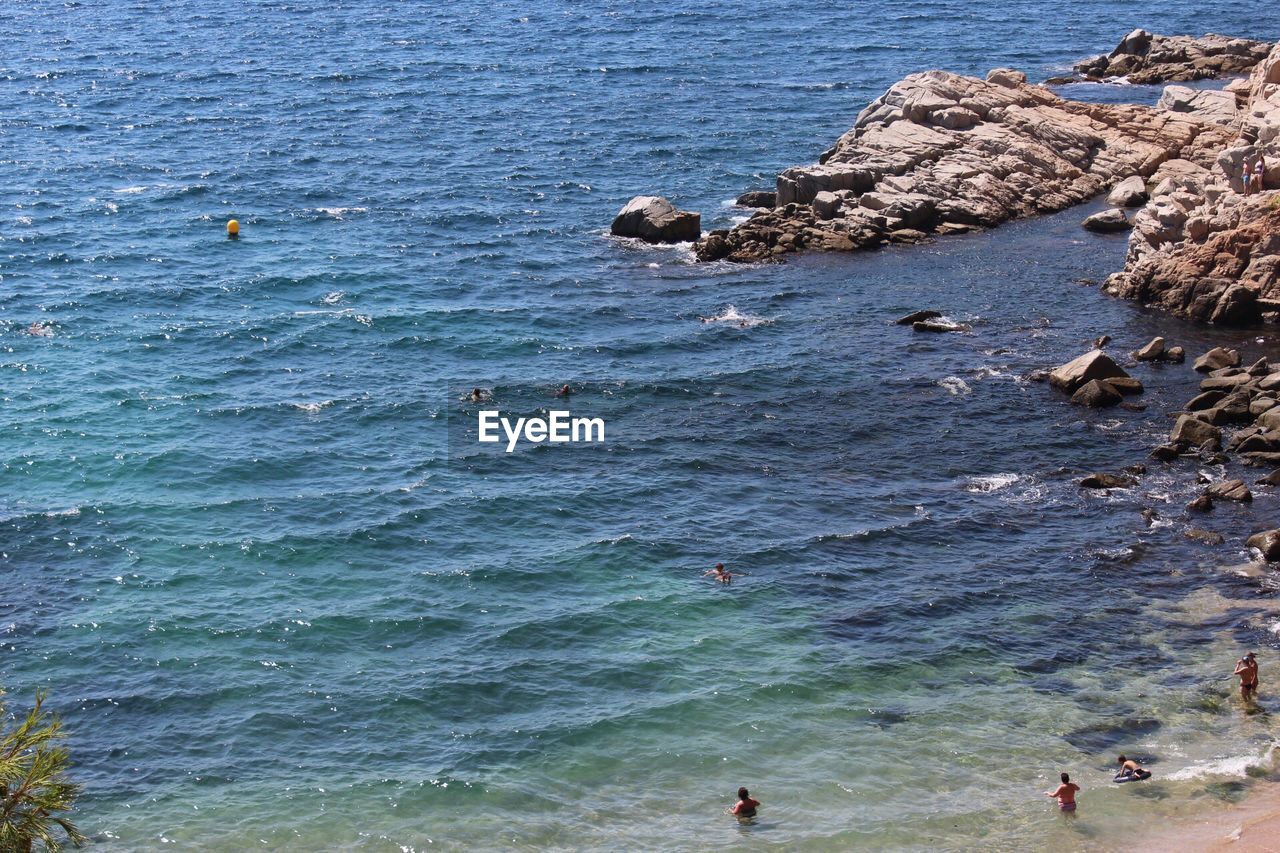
[700,305,771,328]
[114,185,147,194]
[938,376,972,395]
[315,206,367,218]
[1164,748,1274,781]
[291,401,333,414]
[322,291,344,305]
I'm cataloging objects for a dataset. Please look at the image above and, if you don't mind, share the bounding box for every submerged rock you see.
[1071,379,1122,407]
[1080,472,1136,489]
[895,309,942,325]
[611,196,702,243]
[1205,479,1253,502]
[1247,528,1280,560]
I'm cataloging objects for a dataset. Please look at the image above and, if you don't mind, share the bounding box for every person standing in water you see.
[728,787,760,819]
[1045,772,1080,812]
[1234,651,1259,700]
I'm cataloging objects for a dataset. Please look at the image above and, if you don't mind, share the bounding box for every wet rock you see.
[1249,397,1278,416]
[1256,469,1280,486]
[1106,376,1144,395]
[1080,472,1136,489]
[611,196,702,243]
[895,309,943,325]
[1094,335,1112,348]
[1049,350,1130,394]
[1107,175,1149,207]
[1246,528,1280,561]
[1170,414,1221,448]
[1205,479,1252,502]
[1185,389,1226,411]
[1185,528,1225,546]
[1083,208,1132,233]
[1164,346,1185,363]
[1193,347,1242,372]
[1187,494,1214,512]
[735,190,776,208]
[1133,336,1165,361]
[913,320,970,333]
[1246,357,1270,376]
[1071,379,1123,408]
[1150,443,1182,461]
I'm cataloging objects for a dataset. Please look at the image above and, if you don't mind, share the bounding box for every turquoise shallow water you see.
[4,1,1280,849]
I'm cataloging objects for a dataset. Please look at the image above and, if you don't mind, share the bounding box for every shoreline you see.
[1136,778,1280,851]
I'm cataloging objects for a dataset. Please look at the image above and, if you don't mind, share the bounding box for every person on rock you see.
[1255,158,1266,193]
[1242,161,1253,195]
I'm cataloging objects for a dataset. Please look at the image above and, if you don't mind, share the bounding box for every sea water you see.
[3,1,1280,849]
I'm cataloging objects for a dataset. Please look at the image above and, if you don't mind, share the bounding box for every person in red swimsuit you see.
[729,787,760,819]
[1045,772,1080,812]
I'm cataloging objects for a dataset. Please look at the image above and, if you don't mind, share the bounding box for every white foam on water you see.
[966,473,1020,492]
[701,305,771,327]
[1163,747,1275,781]
[291,401,334,414]
[938,376,972,395]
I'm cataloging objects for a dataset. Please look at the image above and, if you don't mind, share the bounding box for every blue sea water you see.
[4,1,1280,849]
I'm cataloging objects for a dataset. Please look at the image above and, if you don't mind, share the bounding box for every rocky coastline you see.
[612,30,1280,571]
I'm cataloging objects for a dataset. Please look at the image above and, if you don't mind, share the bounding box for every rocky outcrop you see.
[694,52,1241,263]
[1107,176,1149,207]
[1073,30,1273,83]
[1105,42,1280,324]
[611,196,701,243]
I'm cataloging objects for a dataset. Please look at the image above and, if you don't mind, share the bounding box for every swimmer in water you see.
[470,387,485,402]
[555,384,572,398]
[728,787,759,819]
[1234,651,1259,701]
[1045,772,1080,812]
[703,563,734,583]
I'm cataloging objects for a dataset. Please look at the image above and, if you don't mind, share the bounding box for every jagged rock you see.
[1187,494,1214,512]
[1257,469,1280,486]
[1170,414,1221,447]
[1080,472,1136,489]
[1071,379,1123,407]
[1186,390,1226,410]
[896,309,942,325]
[736,190,776,208]
[1151,443,1182,461]
[1049,349,1130,393]
[1193,347,1242,372]
[1205,478,1253,501]
[1083,208,1132,233]
[1185,528,1225,545]
[1106,376,1144,395]
[1246,357,1270,376]
[1247,528,1280,560]
[1133,336,1165,360]
[611,196,702,243]
[1074,31,1273,84]
[1094,335,1112,348]
[1108,176,1149,207]
[812,191,841,220]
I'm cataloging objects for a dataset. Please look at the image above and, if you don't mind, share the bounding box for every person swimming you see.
[555,384,573,398]
[1115,755,1151,781]
[703,563,735,584]
[1234,651,1259,701]
[729,787,760,819]
[1045,772,1080,812]
[470,387,486,402]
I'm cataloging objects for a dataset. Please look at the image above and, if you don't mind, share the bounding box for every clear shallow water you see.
[3,1,1280,849]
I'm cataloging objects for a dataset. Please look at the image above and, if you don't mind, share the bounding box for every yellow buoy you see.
[227,219,240,238]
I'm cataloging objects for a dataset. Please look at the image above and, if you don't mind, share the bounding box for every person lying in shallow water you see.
[728,787,760,818]
[1045,772,1080,812]
[1115,755,1151,781]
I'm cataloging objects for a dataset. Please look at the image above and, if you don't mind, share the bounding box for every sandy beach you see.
[1139,783,1280,852]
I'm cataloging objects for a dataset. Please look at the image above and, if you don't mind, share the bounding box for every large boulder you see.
[1193,347,1241,372]
[1205,479,1252,502]
[1247,528,1280,561]
[611,196,702,243]
[1170,414,1221,448]
[1071,379,1123,408]
[735,190,776,208]
[1049,350,1130,394]
[1107,176,1149,207]
[1083,208,1132,233]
